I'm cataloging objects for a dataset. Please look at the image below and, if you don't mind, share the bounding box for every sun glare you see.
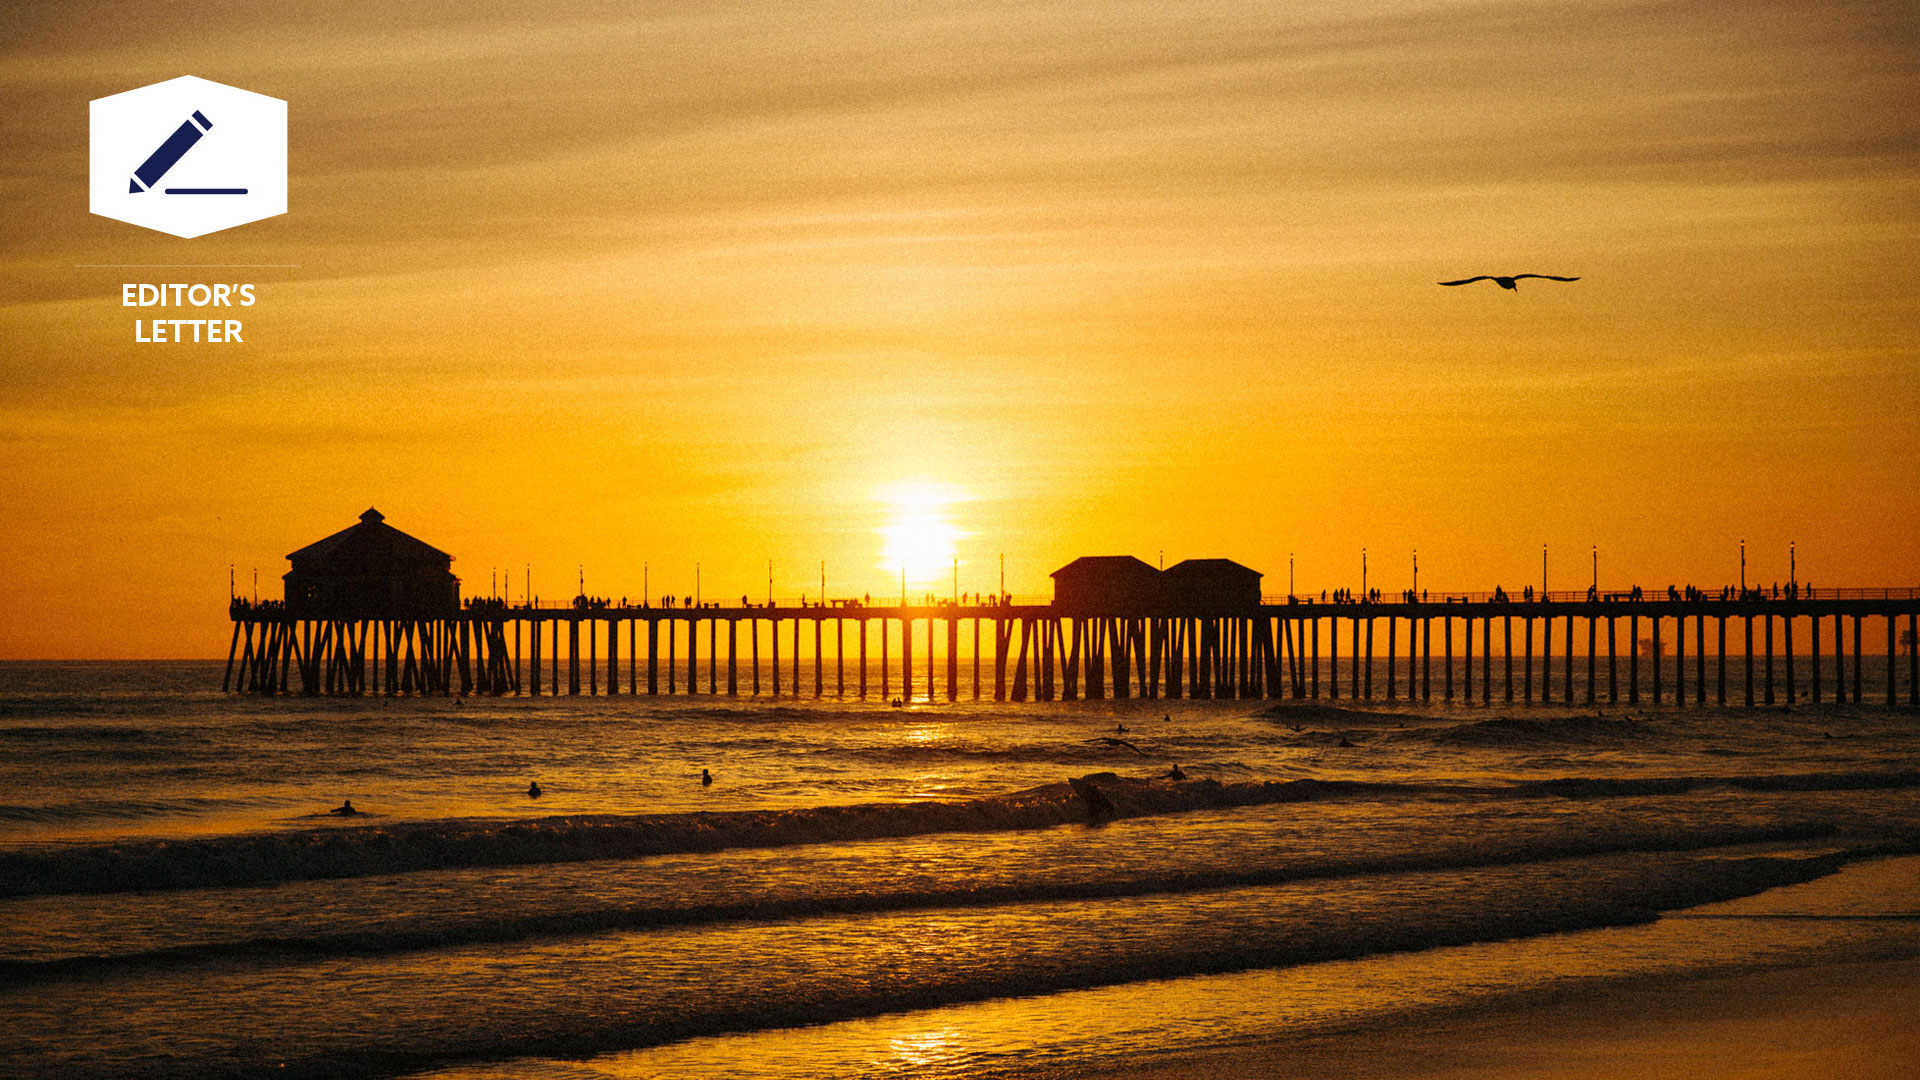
[878,483,967,589]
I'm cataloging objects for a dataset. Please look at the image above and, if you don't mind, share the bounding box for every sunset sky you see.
[2,0,1916,658]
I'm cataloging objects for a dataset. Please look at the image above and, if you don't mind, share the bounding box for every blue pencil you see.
[129,110,212,193]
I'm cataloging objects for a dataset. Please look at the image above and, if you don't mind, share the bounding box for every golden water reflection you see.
[421,857,1920,1080]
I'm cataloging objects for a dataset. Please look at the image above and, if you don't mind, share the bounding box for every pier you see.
[226,591,1920,707]
[224,510,1920,706]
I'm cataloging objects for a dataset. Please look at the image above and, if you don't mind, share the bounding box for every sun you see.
[878,482,966,589]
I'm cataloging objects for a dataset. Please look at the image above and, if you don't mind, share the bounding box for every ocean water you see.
[2,660,1917,1079]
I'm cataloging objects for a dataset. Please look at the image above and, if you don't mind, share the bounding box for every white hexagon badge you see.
[90,76,287,238]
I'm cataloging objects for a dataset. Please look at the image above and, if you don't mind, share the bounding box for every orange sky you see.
[2,0,1916,657]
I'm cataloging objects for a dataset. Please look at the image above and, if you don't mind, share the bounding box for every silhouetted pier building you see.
[284,509,459,619]
[1051,556,1165,615]
[1163,559,1262,614]
[228,536,1920,709]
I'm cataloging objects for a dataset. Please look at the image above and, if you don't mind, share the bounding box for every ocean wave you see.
[5,769,1916,899]
[1395,713,1661,746]
[1252,703,1394,725]
[0,796,258,824]
[6,824,1885,982]
[0,848,1879,1080]
[0,723,186,743]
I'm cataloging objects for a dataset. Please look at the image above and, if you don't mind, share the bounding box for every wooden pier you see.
[226,591,1920,707]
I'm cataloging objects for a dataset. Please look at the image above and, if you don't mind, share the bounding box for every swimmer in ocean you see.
[527,781,542,798]
[702,768,714,786]
[330,799,357,816]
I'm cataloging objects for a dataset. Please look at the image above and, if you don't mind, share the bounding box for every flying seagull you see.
[1439,274,1579,290]
[1088,737,1148,756]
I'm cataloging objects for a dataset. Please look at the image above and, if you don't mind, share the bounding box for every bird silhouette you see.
[1439,274,1579,290]
[1088,737,1148,755]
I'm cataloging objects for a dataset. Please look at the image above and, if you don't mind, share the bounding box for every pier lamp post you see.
[695,563,700,608]
[952,557,958,604]
[768,561,773,606]
[1740,539,1747,593]
[1362,548,1368,600]
[1289,553,1295,599]
[1790,542,1796,590]
[1413,549,1418,599]
[1542,544,1548,600]
[1591,546,1598,595]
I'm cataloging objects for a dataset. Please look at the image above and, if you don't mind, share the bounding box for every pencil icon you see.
[129,110,212,193]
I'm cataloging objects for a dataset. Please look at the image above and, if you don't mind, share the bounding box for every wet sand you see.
[1060,855,1920,1080]
[1087,956,1920,1080]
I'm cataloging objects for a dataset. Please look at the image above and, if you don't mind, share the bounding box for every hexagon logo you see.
[90,76,286,238]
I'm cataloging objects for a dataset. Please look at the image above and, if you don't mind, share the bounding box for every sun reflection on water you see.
[875,1028,963,1072]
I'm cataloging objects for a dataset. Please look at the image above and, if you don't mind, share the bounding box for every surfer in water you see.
[329,799,357,816]
[1069,776,1116,823]
[527,781,542,798]
[1166,764,1187,781]
[702,768,714,786]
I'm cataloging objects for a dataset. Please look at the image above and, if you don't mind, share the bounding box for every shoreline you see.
[1078,956,1920,1080]
[1055,856,1920,1080]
